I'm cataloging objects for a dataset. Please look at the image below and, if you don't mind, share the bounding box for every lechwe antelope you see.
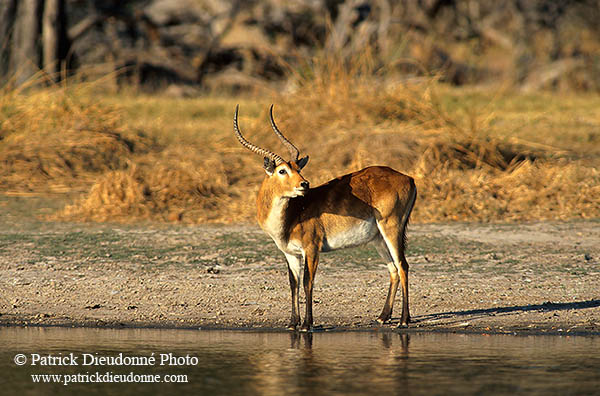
[233,105,417,331]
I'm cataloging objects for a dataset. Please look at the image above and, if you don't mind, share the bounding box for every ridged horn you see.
[233,105,285,165]
[269,104,300,161]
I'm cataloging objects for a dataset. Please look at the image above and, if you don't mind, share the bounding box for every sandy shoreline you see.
[1,221,599,336]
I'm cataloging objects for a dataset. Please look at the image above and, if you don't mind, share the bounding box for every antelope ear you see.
[263,157,275,175]
[296,155,309,170]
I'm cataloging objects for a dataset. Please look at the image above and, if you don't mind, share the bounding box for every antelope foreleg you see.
[285,253,302,330]
[301,251,319,332]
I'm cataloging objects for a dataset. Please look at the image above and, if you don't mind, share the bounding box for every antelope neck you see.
[258,192,291,243]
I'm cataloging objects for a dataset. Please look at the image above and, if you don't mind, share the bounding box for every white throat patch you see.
[262,197,288,241]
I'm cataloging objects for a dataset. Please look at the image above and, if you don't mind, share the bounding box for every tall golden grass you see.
[1,59,599,223]
[0,79,141,194]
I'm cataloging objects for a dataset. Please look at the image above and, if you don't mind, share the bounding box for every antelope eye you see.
[278,169,287,175]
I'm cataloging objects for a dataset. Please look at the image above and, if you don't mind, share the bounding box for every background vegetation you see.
[1,0,599,224]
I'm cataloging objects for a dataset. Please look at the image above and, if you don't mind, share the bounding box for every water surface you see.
[1,327,598,395]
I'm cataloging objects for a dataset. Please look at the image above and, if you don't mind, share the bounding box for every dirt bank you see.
[1,214,599,335]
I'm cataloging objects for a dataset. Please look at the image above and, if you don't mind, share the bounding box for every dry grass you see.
[0,81,148,194]
[59,147,237,223]
[1,66,599,223]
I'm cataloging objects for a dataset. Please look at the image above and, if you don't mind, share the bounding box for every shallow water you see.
[1,327,599,395]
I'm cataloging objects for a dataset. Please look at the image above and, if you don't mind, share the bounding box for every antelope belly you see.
[321,218,378,252]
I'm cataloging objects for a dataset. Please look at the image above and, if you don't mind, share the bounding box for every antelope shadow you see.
[412,299,600,323]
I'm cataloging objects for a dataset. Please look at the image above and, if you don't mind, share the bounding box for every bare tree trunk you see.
[11,0,42,86]
[0,0,17,77]
[42,0,66,80]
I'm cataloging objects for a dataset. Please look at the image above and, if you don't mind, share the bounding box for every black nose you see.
[301,181,309,189]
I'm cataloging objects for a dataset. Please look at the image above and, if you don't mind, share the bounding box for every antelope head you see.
[233,105,310,198]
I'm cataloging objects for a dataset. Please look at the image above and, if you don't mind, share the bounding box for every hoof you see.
[288,317,301,331]
[299,323,313,332]
[397,316,411,328]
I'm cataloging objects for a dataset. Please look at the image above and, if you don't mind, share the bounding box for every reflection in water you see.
[1,327,599,395]
[252,332,412,396]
